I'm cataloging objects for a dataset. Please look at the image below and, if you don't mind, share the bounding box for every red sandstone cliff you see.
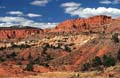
[0,15,117,39]
[0,27,43,39]
[0,15,113,39]
[51,15,112,32]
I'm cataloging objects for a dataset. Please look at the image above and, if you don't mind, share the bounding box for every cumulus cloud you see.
[30,0,49,6]
[61,2,120,18]
[27,13,42,17]
[0,16,58,29]
[7,11,23,16]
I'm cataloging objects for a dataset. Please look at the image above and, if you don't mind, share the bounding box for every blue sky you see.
[0,0,120,29]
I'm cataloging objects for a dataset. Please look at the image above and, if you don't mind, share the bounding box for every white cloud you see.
[7,11,42,18]
[7,11,23,16]
[0,16,58,29]
[61,2,120,18]
[61,2,80,7]
[0,17,27,23]
[99,0,112,4]
[100,0,120,4]
[30,0,49,6]
[27,13,42,17]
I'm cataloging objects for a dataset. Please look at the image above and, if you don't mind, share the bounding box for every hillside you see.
[0,26,43,39]
[50,15,112,33]
[0,15,120,78]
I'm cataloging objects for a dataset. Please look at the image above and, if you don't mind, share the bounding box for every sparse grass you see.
[27,71,103,78]
[28,64,120,78]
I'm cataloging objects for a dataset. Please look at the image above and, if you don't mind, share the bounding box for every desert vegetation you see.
[0,15,120,78]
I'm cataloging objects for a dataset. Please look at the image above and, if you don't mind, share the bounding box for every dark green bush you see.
[64,45,71,52]
[42,43,50,53]
[34,57,41,65]
[10,52,17,57]
[112,33,119,43]
[19,44,30,49]
[0,47,6,50]
[11,43,18,48]
[117,49,120,61]
[0,56,5,62]
[81,63,90,71]
[103,55,116,67]
[91,56,102,67]
[25,60,33,71]
[11,42,30,49]
[6,52,16,59]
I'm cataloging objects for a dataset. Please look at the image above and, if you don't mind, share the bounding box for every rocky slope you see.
[0,15,115,40]
[0,15,120,78]
[51,15,112,32]
[0,26,43,39]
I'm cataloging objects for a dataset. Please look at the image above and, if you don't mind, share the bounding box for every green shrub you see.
[10,52,17,57]
[112,33,119,43]
[42,43,50,53]
[0,47,6,50]
[11,42,18,48]
[19,44,30,49]
[34,58,41,65]
[91,56,102,67]
[103,55,116,67]
[117,49,120,61]
[0,56,5,62]
[25,60,33,71]
[11,42,30,49]
[46,55,53,61]
[81,63,90,71]
[44,63,49,67]
[64,45,71,52]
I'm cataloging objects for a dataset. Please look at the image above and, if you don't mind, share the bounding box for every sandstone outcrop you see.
[51,15,112,32]
[0,27,43,39]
